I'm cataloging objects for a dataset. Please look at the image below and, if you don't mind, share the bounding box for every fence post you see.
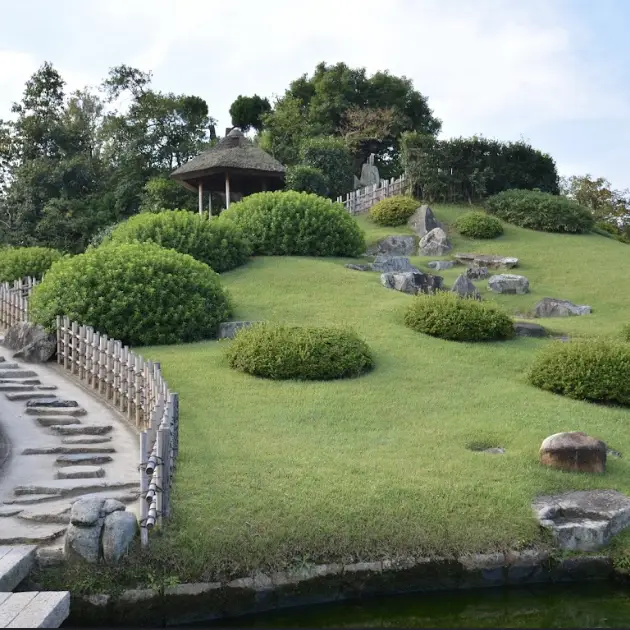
[139,431,149,547]
[156,427,165,527]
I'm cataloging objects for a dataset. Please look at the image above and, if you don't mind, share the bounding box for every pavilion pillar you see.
[262,179,267,192]
[208,192,213,218]
[198,182,203,215]
[225,173,231,209]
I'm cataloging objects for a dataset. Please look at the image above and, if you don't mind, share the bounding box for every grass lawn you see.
[128,205,630,582]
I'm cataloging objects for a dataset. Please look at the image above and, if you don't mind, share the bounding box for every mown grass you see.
[37,204,630,591]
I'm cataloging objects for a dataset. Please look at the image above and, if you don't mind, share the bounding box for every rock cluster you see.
[2,321,56,363]
[371,256,419,273]
[366,235,416,256]
[380,271,443,295]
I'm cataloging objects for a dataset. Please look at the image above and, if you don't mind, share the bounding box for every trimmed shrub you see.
[528,339,630,406]
[368,196,419,226]
[225,324,374,381]
[404,292,515,342]
[107,210,251,272]
[485,189,594,233]
[285,165,329,197]
[299,136,354,199]
[220,191,365,257]
[0,247,63,282]
[29,243,231,347]
[454,211,504,239]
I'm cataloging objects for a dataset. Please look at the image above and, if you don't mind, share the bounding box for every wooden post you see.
[198,181,203,215]
[225,173,231,209]
[262,179,267,192]
[140,431,149,546]
[208,192,212,218]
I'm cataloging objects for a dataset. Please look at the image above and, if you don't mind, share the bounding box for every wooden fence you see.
[0,279,178,546]
[336,174,410,214]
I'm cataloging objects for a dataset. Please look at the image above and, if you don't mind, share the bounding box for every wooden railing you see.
[336,174,409,214]
[0,277,39,329]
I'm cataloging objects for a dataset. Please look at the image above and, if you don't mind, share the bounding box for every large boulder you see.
[65,520,103,564]
[366,235,416,256]
[540,431,606,474]
[408,205,441,237]
[2,321,56,363]
[466,266,490,280]
[371,256,419,273]
[419,228,452,257]
[534,298,592,318]
[102,510,138,564]
[380,271,443,295]
[488,274,530,294]
[514,322,547,338]
[455,253,519,269]
[451,274,481,300]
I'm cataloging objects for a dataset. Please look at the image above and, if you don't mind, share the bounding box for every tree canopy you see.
[229,95,271,133]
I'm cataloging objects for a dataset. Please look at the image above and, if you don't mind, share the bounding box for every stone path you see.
[0,353,140,557]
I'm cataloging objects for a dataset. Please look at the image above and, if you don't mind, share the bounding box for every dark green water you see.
[207,583,630,628]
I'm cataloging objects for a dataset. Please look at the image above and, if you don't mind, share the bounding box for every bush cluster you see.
[29,243,231,347]
[594,221,630,244]
[368,196,419,227]
[220,191,365,257]
[107,210,251,272]
[528,339,630,406]
[485,189,594,233]
[404,292,515,342]
[299,136,354,199]
[454,211,504,239]
[285,165,329,197]
[225,324,374,380]
[0,247,63,283]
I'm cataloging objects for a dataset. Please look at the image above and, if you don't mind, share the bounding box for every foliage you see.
[285,165,329,197]
[299,136,354,198]
[528,339,630,406]
[220,191,365,257]
[29,242,231,347]
[454,211,504,239]
[622,324,630,343]
[404,292,515,342]
[0,246,63,282]
[485,189,594,233]
[401,132,559,204]
[225,324,374,380]
[229,95,271,133]
[139,176,197,213]
[593,221,630,244]
[107,210,251,272]
[368,195,418,226]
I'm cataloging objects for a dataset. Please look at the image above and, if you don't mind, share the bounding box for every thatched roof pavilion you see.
[170,127,285,215]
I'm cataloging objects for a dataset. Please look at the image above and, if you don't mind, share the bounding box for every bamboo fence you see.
[336,174,410,214]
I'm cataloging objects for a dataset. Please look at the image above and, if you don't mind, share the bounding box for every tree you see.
[560,174,630,225]
[229,95,271,133]
[299,137,354,198]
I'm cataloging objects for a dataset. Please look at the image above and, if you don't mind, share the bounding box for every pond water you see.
[205,582,630,628]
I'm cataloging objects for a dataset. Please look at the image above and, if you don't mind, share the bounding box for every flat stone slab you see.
[7,489,139,508]
[534,297,592,317]
[0,507,23,518]
[0,385,35,393]
[514,322,547,337]
[0,363,20,370]
[0,370,38,379]
[25,398,78,408]
[36,385,57,391]
[455,253,519,269]
[35,416,82,427]
[5,392,56,401]
[18,502,72,524]
[25,406,87,416]
[0,519,66,545]
[0,378,41,385]
[0,591,70,628]
[49,424,112,435]
[56,453,113,466]
[0,545,36,591]
[56,466,106,480]
[13,479,138,498]
[22,446,116,455]
[532,490,630,551]
[61,436,113,445]
[3,495,62,506]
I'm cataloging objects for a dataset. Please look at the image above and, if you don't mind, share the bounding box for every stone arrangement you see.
[455,253,519,269]
[371,256,419,273]
[380,271,443,295]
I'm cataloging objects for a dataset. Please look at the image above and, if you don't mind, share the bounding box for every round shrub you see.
[404,292,515,342]
[528,339,630,406]
[0,247,63,282]
[285,165,329,197]
[220,191,365,257]
[106,210,251,272]
[29,243,232,347]
[368,196,418,226]
[454,211,504,239]
[485,189,594,233]
[225,324,374,381]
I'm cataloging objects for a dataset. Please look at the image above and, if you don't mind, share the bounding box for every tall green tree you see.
[229,95,271,133]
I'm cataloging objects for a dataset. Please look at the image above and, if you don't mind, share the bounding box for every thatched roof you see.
[170,128,285,183]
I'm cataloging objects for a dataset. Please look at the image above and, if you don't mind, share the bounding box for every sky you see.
[0,0,629,189]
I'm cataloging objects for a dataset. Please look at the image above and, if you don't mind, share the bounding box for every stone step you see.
[0,379,41,385]
[0,507,23,518]
[0,356,4,362]
[0,370,38,379]
[22,445,116,455]
[62,436,112,445]
[0,590,70,628]
[0,545,36,591]
[0,363,20,370]
[55,466,105,480]
[56,453,113,467]
[5,392,56,401]
[37,385,57,391]
[3,495,61,506]
[0,519,66,545]
[35,416,81,427]
[13,479,139,499]
[49,424,112,436]
[26,398,78,408]
[26,406,87,417]
[0,384,35,393]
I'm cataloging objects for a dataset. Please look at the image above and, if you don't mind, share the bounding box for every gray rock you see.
[408,205,441,237]
[419,228,452,256]
[540,431,606,474]
[455,253,519,269]
[451,274,481,300]
[345,263,373,272]
[3,321,56,363]
[427,261,455,270]
[534,298,592,318]
[514,322,547,337]
[371,256,419,273]
[532,490,630,551]
[26,398,78,408]
[380,271,443,295]
[466,266,490,280]
[70,497,105,527]
[102,510,137,564]
[217,321,261,339]
[64,520,103,563]
[366,235,416,256]
[102,499,126,516]
[488,274,529,294]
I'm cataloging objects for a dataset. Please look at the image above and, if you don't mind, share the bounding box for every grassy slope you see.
[139,205,630,581]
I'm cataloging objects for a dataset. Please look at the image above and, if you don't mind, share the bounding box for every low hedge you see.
[528,339,630,406]
[404,292,515,342]
[454,211,504,239]
[225,324,374,380]
[285,165,329,197]
[368,196,419,226]
[0,247,63,282]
